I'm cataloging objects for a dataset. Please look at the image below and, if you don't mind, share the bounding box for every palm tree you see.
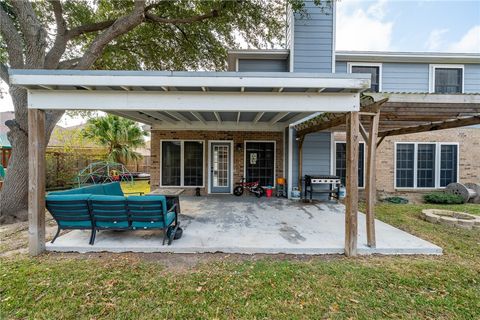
[82,115,147,164]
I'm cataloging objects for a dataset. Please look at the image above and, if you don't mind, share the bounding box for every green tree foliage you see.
[82,115,148,164]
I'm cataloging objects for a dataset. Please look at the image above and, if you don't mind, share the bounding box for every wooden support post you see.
[28,109,46,256]
[297,136,305,192]
[365,112,380,248]
[345,112,359,257]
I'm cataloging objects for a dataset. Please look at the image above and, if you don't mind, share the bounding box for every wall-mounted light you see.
[236,143,243,152]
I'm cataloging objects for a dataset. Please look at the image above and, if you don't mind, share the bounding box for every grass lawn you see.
[120,180,151,195]
[1,203,480,319]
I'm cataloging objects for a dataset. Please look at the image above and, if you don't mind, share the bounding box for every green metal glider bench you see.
[46,194,94,244]
[46,182,179,245]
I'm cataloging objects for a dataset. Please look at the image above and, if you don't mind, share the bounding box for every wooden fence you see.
[46,149,151,190]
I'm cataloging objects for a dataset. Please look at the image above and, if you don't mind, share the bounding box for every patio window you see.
[349,63,381,92]
[440,144,458,187]
[335,142,365,188]
[395,143,458,189]
[161,140,204,187]
[416,144,436,188]
[429,64,464,93]
[245,141,275,186]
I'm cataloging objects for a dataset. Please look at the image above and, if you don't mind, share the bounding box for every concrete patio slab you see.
[47,196,442,255]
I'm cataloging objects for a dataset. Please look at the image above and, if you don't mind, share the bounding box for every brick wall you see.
[150,130,284,195]
[334,127,480,199]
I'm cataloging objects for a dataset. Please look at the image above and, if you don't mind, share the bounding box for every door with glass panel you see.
[210,142,231,193]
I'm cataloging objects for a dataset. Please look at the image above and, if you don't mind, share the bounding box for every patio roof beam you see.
[142,111,177,125]
[214,112,222,123]
[108,111,155,125]
[26,90,361,113]
[165,111,191,124]
[269,112,289,125]
[253,112,265,124]
[296,98,388,137]
[191,112,207,125]
[378,115,480,137]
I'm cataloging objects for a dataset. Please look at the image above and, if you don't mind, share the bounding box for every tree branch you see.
[57,58,81,69]
[67,20,117,38]
[0,63,9,84]
[145,9,220,25]
[0,5,24,69]
[44,0,67,69]
[10,0,48,67]
[75,1,147,70]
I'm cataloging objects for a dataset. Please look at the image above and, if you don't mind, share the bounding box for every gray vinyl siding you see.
[237,59,289,72]
[464,64,480,93]
[292,1,334,73]
[382,63,429,92]
[291,130,331,199]
[335,61,347,73]
[335,61,480,93]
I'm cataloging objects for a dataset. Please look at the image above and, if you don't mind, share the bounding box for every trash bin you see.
[265,187,273,197]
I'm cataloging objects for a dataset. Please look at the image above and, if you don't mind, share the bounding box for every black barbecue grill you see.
[304,175,341,202]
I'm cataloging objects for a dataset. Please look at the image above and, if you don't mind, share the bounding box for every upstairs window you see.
[430,65,464,94]
[348,63,382,92]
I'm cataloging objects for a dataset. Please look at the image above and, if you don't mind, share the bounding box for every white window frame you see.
[207,140,234,194]
[334,141,366,189]
[244,140,277,187]
[438,142,460,188]
[160,139,206,188]
[394,142,460,190]
[347,62,383,92]
[429,64,464,93]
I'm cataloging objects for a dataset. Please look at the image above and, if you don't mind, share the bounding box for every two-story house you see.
[12,0,479,255]
[144,2,480,200]
[13,2,478,202]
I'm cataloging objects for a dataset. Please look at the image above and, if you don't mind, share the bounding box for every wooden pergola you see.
[295,92,480,251]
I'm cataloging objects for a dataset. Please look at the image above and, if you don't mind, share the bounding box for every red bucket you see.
[265,188,273,197]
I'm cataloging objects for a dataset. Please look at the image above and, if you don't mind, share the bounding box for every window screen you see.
[396,144,415,188]
[161,141,181,186]
[435,68,462,93]
[417,144,436,188]
[184,141,204,186]
[440,145,458,187]
[335,143,365,187]
[245,142,275,186]
[352,66,380,92]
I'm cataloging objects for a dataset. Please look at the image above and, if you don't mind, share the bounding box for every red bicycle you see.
[234,177,265,198]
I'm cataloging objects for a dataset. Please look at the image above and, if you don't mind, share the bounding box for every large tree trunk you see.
[0,87,62,224]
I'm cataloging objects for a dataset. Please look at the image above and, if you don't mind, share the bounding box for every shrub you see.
[381,196,409,204]
[423,192,464,204]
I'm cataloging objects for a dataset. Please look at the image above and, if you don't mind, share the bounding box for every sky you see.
[1,0,479,125]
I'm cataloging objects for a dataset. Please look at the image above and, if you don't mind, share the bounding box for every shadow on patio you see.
[47,195,442,255]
